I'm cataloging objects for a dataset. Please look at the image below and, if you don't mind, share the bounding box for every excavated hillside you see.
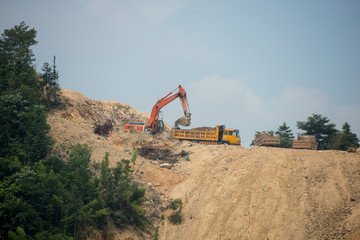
[47,89,360,240]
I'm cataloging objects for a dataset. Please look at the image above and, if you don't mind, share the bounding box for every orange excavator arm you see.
[147,85,191,134]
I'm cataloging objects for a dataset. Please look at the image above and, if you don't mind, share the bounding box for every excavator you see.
[125,85,191,134]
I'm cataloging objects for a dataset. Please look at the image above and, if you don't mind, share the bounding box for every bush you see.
[167,198,183,225]
[168,211,182,225]
[167,198,182,211]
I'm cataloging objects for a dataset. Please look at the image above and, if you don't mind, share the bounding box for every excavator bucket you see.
[175,114,191,127]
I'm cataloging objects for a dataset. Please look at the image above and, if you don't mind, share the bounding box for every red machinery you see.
[125,85,191,134]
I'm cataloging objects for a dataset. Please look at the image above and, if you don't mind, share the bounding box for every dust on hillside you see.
[47,89,360,240]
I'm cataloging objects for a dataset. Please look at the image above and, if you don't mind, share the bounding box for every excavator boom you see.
[147,85,191,133]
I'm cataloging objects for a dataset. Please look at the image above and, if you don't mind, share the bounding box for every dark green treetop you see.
[0,21,41,104]
[296,113,338,149]
[0,94,52,168]
[275,122,294,148]
[328,122,359,150]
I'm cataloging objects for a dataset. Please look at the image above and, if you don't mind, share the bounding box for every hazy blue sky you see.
[1,0,360,147]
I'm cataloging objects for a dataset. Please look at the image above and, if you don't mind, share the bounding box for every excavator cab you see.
[155,111,165,133]
[145,119,164,134]
[156,120,164,133]
[145,111,165,134]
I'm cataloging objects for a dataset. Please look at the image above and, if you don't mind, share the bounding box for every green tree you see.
[99,150,148,229]
[0,168,42,238]
[0,94,52,175]
[1,162,68,239]
[40,56,60,108]
[0,21,41,104]
[296,114,338,150]
[328,122,359,150]
[8,227,26,240]
[0,21,37,66]
[275,122,294,148]
[0,144,149,239]
[61,144,99,238]
[0,22,150,239]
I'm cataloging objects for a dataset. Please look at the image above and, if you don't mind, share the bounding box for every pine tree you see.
[275,122,294,148]
[40,56,60,108]
[328,122,359,150]
[296,114,338,150]
[0,94,52,168]
[0,21,41,104]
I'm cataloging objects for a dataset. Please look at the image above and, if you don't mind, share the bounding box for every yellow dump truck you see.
[171,125,241,145]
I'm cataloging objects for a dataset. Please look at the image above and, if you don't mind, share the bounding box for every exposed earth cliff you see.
[47,89,360,240]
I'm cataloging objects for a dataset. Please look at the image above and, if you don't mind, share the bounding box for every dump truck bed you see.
[172,128,219,142]
[293,135,317,150]
[254,133,280,147]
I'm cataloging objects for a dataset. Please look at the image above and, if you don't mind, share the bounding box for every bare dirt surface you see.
[47,90,360,240]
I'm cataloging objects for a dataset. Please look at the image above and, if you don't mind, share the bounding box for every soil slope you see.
[47,90,360,240]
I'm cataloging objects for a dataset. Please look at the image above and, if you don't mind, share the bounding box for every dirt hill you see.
[47,89,360,240]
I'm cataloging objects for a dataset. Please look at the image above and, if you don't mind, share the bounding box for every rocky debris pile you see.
[93,119,113,136]
[56,89,149,126]
[138,146,188,165]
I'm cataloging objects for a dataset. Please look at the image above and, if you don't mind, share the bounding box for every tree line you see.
[0,22,148,239]
[268,114,359,150]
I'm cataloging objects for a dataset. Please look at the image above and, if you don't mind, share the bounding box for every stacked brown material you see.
[293,135,317,150]
[254,132,280,147]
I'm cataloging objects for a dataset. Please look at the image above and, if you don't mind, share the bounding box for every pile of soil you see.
[47,90,360,240]
[191,127,216,131]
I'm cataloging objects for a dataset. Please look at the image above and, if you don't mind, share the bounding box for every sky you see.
[1,0,360,147]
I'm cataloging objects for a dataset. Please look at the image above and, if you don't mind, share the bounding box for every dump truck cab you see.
[222,128,241,145]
